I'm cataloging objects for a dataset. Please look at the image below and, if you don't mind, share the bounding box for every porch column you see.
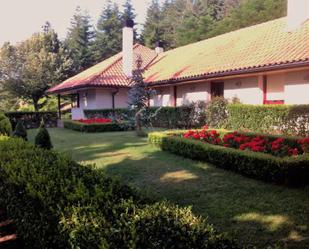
[76,92,80,108]
[57,94,61,120]
[263,75,267,104]
[173,85,177,107]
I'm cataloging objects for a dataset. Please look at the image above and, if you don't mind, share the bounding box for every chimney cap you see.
[155,41,164,48]
[124,19,134,28]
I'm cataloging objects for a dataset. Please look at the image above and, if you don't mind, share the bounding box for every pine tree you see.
[12,120,27,141]
[122,0,137,41]
[92,1,123,63]
[35,120,53,150]
[65,6,95,73]
[142,0,165,48]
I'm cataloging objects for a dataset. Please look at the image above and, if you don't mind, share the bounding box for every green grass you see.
[28,128,309,249]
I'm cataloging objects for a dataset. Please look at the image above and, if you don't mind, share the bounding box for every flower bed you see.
[75,118,113,124]
[183,128,309,157]
[149,130,309,186]
[64,120,132,133]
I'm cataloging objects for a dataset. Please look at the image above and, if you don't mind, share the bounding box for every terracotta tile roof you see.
[49,17,309,93]
[48,44,157,93]
[144,17,309,84]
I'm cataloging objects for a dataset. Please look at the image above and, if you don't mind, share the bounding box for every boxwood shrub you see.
[0,136,237,249]
[63,120,132,133]
[227,104,309,137]
[149,132,309,186]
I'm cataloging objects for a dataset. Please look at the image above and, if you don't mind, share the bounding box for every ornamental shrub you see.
[0,136,238,249]
[206,97,229,128]
[149,132,309,186]
[34,120,53,149]
[12,120,27,140]
[0,113,12,136]
[63,120,130,132]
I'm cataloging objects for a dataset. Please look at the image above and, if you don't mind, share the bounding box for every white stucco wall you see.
[224,76,263,104]
[95,89,113,109]
[151,87,172,107]
[267,74,285,101]
[115,88,129,108]
[285,70,309,104]
[176,83,210,106]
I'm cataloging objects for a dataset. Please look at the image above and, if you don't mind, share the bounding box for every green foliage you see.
[84,104,207,129]
[34,121,53,149]
[206,97,229,128]
[149,132,309,186]
[92,1,123,63]
[208,0,287,37]
[226,104,309,137]
[63,120,132,133]
[65,7,95,74]
[0,113,12,136]
[0,136,237,249]
[12,120,27,140]
[0,24,72,111]
[5,111,58,129]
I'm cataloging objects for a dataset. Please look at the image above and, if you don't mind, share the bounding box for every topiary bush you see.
[206,97,229,128]
[0,112,12,136]
[35,120,53,149]
[0,136,238,249]
[12,120,27,140]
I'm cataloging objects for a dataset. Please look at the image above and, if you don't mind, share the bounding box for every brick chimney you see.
[287,0,309,31]
[155,41,164,54]
[122,19,134,77]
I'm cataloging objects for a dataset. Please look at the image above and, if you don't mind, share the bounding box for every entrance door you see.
[211,82,224,99]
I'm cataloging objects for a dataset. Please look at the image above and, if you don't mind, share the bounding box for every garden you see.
[0,99,309,248]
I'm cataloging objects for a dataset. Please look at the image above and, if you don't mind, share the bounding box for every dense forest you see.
[0,0,287,111]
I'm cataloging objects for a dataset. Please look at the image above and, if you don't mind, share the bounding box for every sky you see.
[0,0,159,46]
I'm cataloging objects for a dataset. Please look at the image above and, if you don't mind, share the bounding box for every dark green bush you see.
[227,104,309,136]
[35,121,53,149]
[5,111,58,129]
[12,120,27,140]
[0,113,12,135]
[84,104,207,129]
[0,136,237,249]
[149,132,309,186]
[64,120,131,133]
[206,97,229,128]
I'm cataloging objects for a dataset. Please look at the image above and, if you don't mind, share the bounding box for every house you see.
[48,0,309,120]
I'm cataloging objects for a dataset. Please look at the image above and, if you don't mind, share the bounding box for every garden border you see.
[63,120,131,132]
[149,131,309,186]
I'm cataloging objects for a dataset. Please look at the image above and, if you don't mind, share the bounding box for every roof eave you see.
[147,60,309,86]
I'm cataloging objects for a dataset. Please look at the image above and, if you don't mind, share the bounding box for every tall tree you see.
[65,6,94,74]
[92,1,122,63]
[142,0,165,48]
[122,0,138,41]
[207,0,287,38]
[1,24,72,111]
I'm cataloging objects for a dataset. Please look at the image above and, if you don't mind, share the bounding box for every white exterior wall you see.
[115,88,129,108]
[224,76,263,104]
[176,83,210,106]
[95,89,113,109]
[151,87,172,107]
[267,74,285,101]
[285,70,309,104]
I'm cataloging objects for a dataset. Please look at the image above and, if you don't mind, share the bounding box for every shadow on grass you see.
[102,150,309,249]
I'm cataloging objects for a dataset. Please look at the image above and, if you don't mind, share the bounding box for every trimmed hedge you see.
[149,132,309,186]
[84,104,206,129]
[5,111,58,129]
[63,120,131,133]
[227,104,309,137]
[0,136,238,249]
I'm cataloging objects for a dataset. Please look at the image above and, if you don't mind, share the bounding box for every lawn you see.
[28,128,309,249]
